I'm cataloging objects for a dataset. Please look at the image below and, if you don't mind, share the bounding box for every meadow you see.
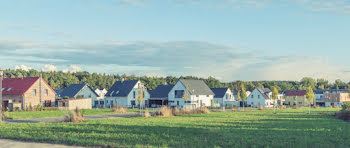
[0,108,349,148]
[5,108,148,119]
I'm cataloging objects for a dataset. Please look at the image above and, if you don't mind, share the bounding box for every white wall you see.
[168,81,213,108]
[75,86,99,108]
[246,89,275,108]
[104,81,150,108]
[214,89,235,107]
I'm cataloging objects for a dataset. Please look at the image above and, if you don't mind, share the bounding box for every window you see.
[298,102,302,105]
[32,89,36,96]
[6,88,11,92]
[89,94,92,98]
[100,101,104,105]
[177,101,180,106]
[45,89,48,96]
[106,100,109,103]
[175,90,184,98]
[143,91,145,98]
[0,88,4,91]
[226,95,229,100]
[185,101,191,103]
[258,95,260,99]
[44,100,52,107]
[133,91,136,98]
[207,95,209,97]
[19,100,22,103]
[95,101,99,105]
[251,95,254,98]
[131,100,136,106]
[196,95,199,97]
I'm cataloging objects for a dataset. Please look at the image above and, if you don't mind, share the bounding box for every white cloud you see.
[41,64,57,72]
[15,65,32,71]
[69,65,82,73]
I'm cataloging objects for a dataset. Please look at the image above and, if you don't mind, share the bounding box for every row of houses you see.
[1,76,349,110]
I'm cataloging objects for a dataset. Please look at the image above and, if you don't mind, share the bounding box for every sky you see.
[0,0,349,82]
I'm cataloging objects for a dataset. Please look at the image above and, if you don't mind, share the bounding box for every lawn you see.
[5,108,150,119]
[1,108,349,148]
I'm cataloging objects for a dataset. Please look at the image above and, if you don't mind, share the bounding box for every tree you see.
[300,77,316,89]
[306,86,315,114]
[137,84,144,115]
[237,91,241,109]
[182,90,190,108]
[272,86,279,113]
[240,85,247,111]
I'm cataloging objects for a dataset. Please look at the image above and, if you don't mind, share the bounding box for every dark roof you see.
[55,89,65,96]
[211,88,229,98]
[256,88,270,99]
[149,85,174,98]
[60,83,98,98]
[179,79,214,95]
[106,80,139,97]
[233,91,239,95]
[323,89,349,93]
[313,90,327,94]
[284,90,306,96]
[1,77,39,95]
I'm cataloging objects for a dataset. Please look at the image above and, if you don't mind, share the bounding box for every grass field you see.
[1,108,349,148]
[5,108,149,119]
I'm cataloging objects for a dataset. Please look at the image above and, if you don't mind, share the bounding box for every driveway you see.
[4,113,138,123]
[0,139,84,148]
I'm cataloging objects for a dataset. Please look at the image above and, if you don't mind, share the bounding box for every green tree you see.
[272,86,279,113]
[240,85,247,111]
[300,77,316,89]
[306,86,315,114]
[137,84,144,115]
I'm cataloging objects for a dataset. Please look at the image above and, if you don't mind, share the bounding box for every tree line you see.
[2,69,350,92]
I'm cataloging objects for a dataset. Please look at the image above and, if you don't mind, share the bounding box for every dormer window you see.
[6,88,11,92]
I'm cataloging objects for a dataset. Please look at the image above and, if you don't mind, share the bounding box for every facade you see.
[104,80,150,108]
[324,89,349,107]
[314,90,326,107]
[1,77,56,110]
[58,98,92,110]
[284,90,309,106]
[148,85,174,108]
[246,88,275,107]
[94,88,107,108]
[58,83,100,108]
[210,88,234,107]
[168,79,214,108]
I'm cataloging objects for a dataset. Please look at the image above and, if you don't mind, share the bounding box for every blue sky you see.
[0,0,349,82]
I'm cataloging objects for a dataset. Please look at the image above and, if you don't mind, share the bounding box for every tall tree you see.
[306,86,315,114]
[137,84,144,115]
[300,77,316,89]
[240,85,247,111]
[272,86,279,113]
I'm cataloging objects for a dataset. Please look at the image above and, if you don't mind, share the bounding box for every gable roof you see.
[149,85,174,98]
[106,80,139,97]
[256,88,271,99]
[284,90,306,96]
[211,88,229,98]
[1,77,40,95]
[179,79,214,96]
[60,83,99,98]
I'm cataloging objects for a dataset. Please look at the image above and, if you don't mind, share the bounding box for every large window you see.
[175,90,184,98]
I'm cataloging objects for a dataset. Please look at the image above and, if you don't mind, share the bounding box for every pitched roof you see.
[149,85,174,98]
[284,90,306,96]
[211,88,229,98]
[1,77,40,95]
[179,79,214,95]
[256,88,271,99]
[60,83,99,98]
[106,80,139,97]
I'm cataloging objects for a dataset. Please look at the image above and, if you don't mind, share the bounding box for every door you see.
[2,101,9,111]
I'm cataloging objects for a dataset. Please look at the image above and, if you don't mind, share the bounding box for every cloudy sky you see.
[0,0,349,82]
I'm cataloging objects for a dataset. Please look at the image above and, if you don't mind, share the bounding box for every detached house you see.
[104,80,150,108]
[211,88,234,107]
[1,77,56,110]
[284,90,308,106]
[168,79,214,108]
[324,89,349,107]
[148,85,174,108]
[94,88,107,108]
[246,88,274,107]
[58,83,99,108]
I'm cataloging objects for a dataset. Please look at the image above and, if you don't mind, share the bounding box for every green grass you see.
[5,108,149,119]
[1,108,349,148]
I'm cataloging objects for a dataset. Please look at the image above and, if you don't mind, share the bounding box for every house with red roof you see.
[284,90,308,106]
[1,77,56,110]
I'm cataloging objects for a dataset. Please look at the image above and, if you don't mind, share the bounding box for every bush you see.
[1,112,13,120]
[335,110,350,121]
[342,102,350,111]
[159,106,173,117]
[144,111,150,117]
[112,106,128,114]
[313,105,320,109]
[43,107,59,111]
[64,107,84,122]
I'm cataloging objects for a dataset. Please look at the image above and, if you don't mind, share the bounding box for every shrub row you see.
[148,106,210,117]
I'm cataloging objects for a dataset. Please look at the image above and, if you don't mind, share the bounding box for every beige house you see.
[1,77,56,110]
[324,90,350,107]
[284,90,309,106]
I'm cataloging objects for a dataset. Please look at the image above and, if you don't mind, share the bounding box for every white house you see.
[314,90,326,107]
[210,88,234,107]
[168,79,214,108]
[94,88,107,108]
[246,88,276,108]
[58,83,99,108]
[104,80,150,108]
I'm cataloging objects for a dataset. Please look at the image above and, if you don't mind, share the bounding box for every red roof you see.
[285,91,306,96]
[1,77,40,95]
